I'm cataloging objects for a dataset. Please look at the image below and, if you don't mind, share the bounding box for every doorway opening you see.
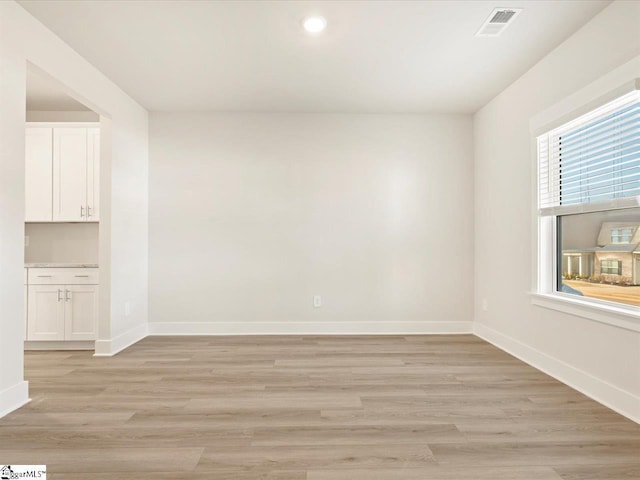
[24,64,106,352]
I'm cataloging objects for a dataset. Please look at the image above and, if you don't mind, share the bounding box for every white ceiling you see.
[18,0,610,113]
[26,68,91,111]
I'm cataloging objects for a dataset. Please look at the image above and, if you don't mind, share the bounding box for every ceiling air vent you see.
[476,8,522,37]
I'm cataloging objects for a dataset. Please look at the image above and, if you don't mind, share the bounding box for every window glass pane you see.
[558,207,640,307]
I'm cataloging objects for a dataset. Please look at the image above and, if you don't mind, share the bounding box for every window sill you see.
[530,293,640,333]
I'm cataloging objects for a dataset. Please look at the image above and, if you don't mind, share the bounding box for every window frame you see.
[531,79,640,333]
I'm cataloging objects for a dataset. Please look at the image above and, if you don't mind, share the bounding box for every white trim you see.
[94,323,148,356]
[25,121,100,128]
[0,381,30,419]
[148,321,473,336]
[530,78,640,136]
[540,196,640,217]
[530,292,640,333]
[25,341,94,351]
[474,322,640,425]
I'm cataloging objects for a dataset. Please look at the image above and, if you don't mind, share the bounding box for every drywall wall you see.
[149,113,473,334]
[0,0,148,417]
[474,0,640,421]
[25,223,99,264]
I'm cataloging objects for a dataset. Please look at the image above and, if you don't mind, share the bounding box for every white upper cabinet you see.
[25,127,53,222]
[25,124,100,223]
[53,127,88,221]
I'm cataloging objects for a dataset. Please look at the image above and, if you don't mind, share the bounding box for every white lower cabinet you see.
[26,268,98,342]
[65,285,99,341]
[27,285,65,341]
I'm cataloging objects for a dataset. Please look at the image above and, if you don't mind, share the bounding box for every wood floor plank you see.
[0,424,251,448]
[0,411,135,426]
[195,444,435,471]
[184,392,362,411]
[0,334,636,479]
[429,440,640,466]
[0,447,203,473]
[307,466,564,480]
[553,464,640,480]
[250,424,464,446]
[456,421,640,443]
[48,472,305,480]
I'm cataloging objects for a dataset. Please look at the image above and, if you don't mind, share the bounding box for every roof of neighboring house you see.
[563,221,640,255]
[599,244,639,252]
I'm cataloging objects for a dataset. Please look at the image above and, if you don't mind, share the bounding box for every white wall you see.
[0,1,148,416]
[474,0,640,422]
[25,223,99,264]
[149,113,473,334]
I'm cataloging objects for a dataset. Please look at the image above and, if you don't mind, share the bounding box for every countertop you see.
[25,263,99,268]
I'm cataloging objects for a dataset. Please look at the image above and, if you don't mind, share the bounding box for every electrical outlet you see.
[313,295,322,308]
[124,301,131,316]
[482,299,488,311]
[24,236,29,247]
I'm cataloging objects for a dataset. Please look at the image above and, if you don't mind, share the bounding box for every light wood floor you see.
[1,335,639,479]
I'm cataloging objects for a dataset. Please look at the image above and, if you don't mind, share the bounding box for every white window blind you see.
[538,90,640,216]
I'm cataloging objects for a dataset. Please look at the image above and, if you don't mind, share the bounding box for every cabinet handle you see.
[74,275,89,278]
[65,290,71,302]
[57,289,62,302]
[37,275,52,278]
[87,206,92,217]
[80,205,85,218]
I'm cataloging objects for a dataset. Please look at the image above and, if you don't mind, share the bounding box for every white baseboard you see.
[94,323,149,356]
[148,321,473,336]
[0,381,30,419]
[25,341,94,351]
[473,322,640,424]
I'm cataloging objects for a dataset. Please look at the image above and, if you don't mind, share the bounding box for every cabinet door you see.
[53,128,88,222]
[27,285,65,341]
[86,128,100,221]
[25,127,53,221]
[65,285,98,341]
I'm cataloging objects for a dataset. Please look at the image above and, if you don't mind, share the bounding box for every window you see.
[537,87,640,311]
[611,228,634,243]
[600,259,622,275]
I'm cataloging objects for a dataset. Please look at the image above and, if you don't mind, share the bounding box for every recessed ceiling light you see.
[303,16,327,35]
